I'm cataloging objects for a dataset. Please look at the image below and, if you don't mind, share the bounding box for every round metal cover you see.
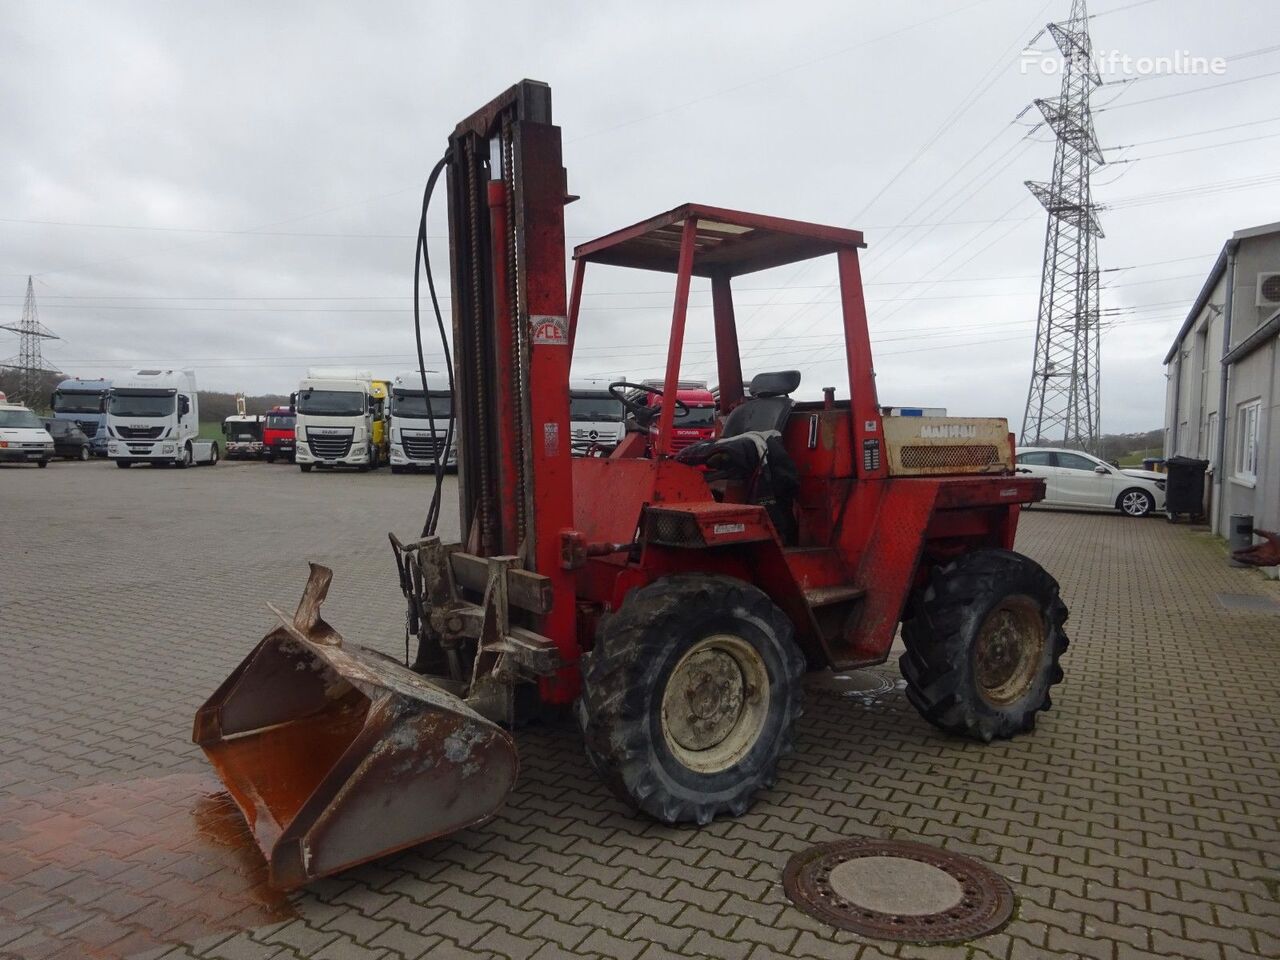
[782,838,1014,943]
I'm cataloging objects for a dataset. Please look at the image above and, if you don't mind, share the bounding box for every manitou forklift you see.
[195,80,1068,889]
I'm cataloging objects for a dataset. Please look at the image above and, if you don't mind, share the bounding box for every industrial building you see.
[1163,221,1280,540]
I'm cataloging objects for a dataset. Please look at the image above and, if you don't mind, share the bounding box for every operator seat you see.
[677,370,802,544]
[721,370,802,437]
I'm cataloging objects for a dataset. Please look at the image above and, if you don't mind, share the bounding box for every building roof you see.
[1163,220,1280,365]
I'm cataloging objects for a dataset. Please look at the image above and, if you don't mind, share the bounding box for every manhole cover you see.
[782,838,1014,943]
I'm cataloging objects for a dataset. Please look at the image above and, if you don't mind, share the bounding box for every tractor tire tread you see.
[900,549,1068,742]
[577,575,804,826]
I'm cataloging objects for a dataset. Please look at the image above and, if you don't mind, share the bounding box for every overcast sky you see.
[2,0,1277,432]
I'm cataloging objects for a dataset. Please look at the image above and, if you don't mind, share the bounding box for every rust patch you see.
[0,773,295,959]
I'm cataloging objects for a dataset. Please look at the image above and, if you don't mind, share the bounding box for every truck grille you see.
[402,434,448,461]
[115,425,164,440]
[308,435,353,460]
[76,421,99,438]
[899,445,1000,469]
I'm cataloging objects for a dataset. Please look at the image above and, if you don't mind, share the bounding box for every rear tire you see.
[577,575,804,825]
[901,550,1068,742]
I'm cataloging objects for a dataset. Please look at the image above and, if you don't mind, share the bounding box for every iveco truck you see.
[389,370,455,473]
[50,377,112,456]
[569,378,626,456]
[106,369,219,468]
[294,369,390,472]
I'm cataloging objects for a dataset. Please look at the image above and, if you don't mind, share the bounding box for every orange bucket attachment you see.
[192,564,517,890]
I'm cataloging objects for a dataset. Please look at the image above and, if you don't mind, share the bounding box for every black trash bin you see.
[1164,456,1209,522]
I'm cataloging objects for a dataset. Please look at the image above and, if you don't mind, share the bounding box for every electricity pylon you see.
[0,277,60,405]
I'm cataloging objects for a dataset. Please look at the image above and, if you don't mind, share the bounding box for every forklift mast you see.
[445,80,579,700]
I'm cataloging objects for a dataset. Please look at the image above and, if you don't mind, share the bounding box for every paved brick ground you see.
[1,459,1277,960]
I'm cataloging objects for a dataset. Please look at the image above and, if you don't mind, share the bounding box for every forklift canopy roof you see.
[573,204,867,278]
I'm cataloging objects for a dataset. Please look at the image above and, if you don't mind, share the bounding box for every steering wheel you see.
[608,380,689,427]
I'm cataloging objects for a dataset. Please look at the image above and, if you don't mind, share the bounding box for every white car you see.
[0,402,55,468]
[1015,446,1166,518]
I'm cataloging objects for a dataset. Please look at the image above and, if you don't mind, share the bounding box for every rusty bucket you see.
[193,564,516,890]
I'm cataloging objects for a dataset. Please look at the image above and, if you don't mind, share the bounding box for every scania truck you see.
[389,370,455,473]
[294,369,390,472]
[50,377,112,457]
[106,369,219,468]
[569,378,625,456]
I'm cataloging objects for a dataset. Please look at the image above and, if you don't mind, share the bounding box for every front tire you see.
[78,446,90,462]
[177,444,193,469]
[37,460,48,468]
[116,460,132,469]
[901,550,1068,743]
[299,464,312,473]
[1118,488,1154,518]
[577,575,805,826]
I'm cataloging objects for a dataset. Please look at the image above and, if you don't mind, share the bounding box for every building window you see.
[1234,400,1260,483]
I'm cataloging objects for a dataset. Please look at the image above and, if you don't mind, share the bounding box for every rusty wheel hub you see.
[973,594,1045,706]
[783,838,1014,943]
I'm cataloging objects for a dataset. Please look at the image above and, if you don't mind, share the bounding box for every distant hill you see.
[199,391,291,423]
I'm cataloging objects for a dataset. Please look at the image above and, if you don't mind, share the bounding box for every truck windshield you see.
[297,389,365,416]
[52,391,105,414]
[679,405,717,426]
[108,393,174,418]
[225,422,263,440]
[266,414,295,429]
[392,391,452,419]
[0,409,43,429]
[570,394,624,422]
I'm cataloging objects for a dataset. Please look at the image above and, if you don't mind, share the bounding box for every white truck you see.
[569,378,626,456]
[389,370,455,473]
[106,368,219,468]
[294,368,389,472]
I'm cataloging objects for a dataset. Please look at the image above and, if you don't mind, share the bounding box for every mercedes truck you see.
[569,378,626,456]
[294,369,390,472]
[389,370,455,473]
[50,377,112,456]
[106,369,219,468]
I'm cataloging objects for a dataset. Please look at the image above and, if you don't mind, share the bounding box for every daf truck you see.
[50,377,112,456]
[106,369,219,468]
[294,369,390,472]
[569,378,625,456]
[389,370,455,473]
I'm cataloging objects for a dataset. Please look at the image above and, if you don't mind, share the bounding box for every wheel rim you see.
[660,634,769,774]
[1122,491,1148,515]
[79,447,88,460]
[973,596,1046,706]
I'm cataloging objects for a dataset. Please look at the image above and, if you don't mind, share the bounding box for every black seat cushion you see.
[721,371,801,439]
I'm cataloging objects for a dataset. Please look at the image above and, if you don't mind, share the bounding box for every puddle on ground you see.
[807,669,908,707]
[0,773,295,959]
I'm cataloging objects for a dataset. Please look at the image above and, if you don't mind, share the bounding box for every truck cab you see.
[263,405,296,462]
[389,370,455,473]
[640,380,717,454]
[106,368,219,468]
[50,377,112,457]
[569,379,625,456]
[294,369,389,472]
[222,414,265,459]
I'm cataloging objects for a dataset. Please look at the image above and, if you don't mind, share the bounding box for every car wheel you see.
[37,460,48,469]
[1117,488,1154,518]
[78,446,90,461]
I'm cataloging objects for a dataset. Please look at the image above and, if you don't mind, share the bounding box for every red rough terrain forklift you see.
[195,80,1068,889]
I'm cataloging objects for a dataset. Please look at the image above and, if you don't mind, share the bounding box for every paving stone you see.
[1,470,1275,960]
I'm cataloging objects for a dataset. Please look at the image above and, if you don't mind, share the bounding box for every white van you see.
[0,402,54,467]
